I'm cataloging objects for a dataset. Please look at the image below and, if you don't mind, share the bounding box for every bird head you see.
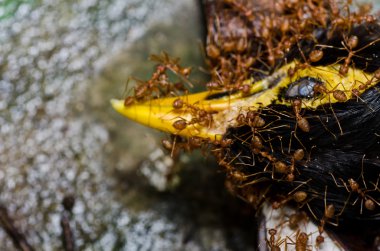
[111,61,377,141]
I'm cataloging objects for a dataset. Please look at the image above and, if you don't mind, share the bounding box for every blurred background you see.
[0,0,257,250]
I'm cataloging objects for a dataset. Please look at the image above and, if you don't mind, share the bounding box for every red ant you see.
[292,99,310,133]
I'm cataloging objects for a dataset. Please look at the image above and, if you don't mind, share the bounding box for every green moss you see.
[0,0,38,20]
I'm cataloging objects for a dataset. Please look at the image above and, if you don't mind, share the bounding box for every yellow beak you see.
[110,92,218,140]
[110,76,272,141]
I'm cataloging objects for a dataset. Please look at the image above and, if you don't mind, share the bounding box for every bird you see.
[111,0,380,250]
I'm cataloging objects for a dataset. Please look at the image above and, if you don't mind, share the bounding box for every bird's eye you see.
[285,77,323,99]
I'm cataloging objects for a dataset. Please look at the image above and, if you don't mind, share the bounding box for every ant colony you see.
[114,0,380,250]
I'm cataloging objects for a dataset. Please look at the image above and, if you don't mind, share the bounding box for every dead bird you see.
[112,0,380,250]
